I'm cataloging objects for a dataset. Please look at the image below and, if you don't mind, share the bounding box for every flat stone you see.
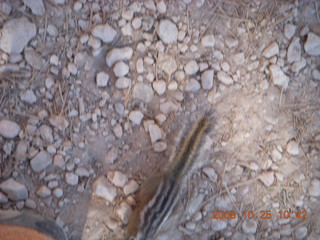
[23,0,45,16]
[287,37,301,63]
[0,178,28,201]
[262,42,279,58]
[217,71,234,85]
[39,125,53,143]
[96,71,109,87]
[184,60,199,75]
[156,19,178,44]
[304,32,320,56]
[201,34,215,47]
[148,124,163,143]
[111,171,128,187]
[106,47,133,67]
[20,89,37,104]
[129,110,144,125]
[284,24,296,39]
[113,61,129,77]
[30,151,52,172]
[308,178,320,197]
[93,176,117,202]
[123,180,139,195]
[65,172,78,186]
[152,80,166,95]
[0,17,36,54]
[269,64,289,89]
[0,120,20,138]
[201,69,214,90]
[184,79,201,92]
[259,171,274,187]
[92,23,116,43]
[48,115,69,131]
[132,83,154,102]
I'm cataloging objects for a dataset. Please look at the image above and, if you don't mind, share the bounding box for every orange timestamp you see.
[212,210,308,220]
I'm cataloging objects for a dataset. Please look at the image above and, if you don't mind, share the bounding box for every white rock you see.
[153,141,167,152]
[286,140,300,156]
[0,17,36,54]
[93,176,117,202]
[116,202,132,224]
[259,171,274,187]
[308,178,320,197]
[47,24,58,37]
[132,17,142,30]
[65,172,78,186]
[123,180,139,195]
[132,83,154,102]
[201,69,214,90]
[144,0,156,11]
[201,34,215,47]
[48,115,69,131]
[30,151,52,172]
[92,23,116,43]
[225,36,238,48]
[25,48,46,70]
[184,60,199,75]
[242,220,258,234]
[153,80,166,95]
[291,58,306,73]
[158,53,177,76]
[88,36,101,49]
[73,1,82,11]
[113,61,129,77]
[233,52,245,65]
[304,32,320,56]
[96,71,109,87]
[287,37,301,63]
[113,124,123,138]
[50,0,65,5]
[39,125,53,143]
[53,188,63,198]
[115,77,131,89]
[111,171,128,187]
[148,124,163,143]
[262,42,279,58]
[129,110,144,125]
[284,24,296,39]
[0,120,20,138]
[217,71,233,85]
[269,65,289,89]
[312,69,320,81]
[122,10,134,20]
[106,47,133,67]
[75,167,90,177]
[157,0,166,14]
[184,79,201,92]
[136,58,144,73]
[67,63,77,75]
[20,89,37,104]
[23,0,45,16]
[156,19,178,44]
[0,178,28,201]
[211,219,227,231]
[36,185,51,198]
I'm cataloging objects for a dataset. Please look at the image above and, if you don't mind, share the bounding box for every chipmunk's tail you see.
[171,112,212,180]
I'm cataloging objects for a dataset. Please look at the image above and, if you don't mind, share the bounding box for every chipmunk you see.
[127,113,212,240]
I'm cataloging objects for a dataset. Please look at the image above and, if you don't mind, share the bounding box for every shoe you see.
[0,210,67,240]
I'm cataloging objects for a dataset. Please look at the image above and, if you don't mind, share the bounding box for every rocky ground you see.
[0,0,320,239]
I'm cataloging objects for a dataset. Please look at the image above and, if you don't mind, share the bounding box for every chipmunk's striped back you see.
[127,114,212,240]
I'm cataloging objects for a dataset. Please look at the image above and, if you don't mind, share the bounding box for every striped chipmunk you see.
[126,113,213,240]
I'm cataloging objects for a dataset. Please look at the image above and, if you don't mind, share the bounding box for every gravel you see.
[156,19,178,44]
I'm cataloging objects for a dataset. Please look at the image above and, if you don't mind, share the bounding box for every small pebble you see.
[111,171,128,187]
[96,72,109,87]
[0,120,20,138]
[113,61,129,77]
[65,172,79,186]
[36,185,51,198]
[93,176,117,202]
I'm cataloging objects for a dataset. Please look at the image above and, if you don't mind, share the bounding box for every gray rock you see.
[262,42,279,58]
[201,34,215,47]
[53,188,63,198]
[129,110,144,125]
[48,115,69,131]
[284,24,296,39]
[47,24,58,37]
[75,167,90,177]
[104,147,118,165]
[30,151,52,172]
[152,80,166,95]
[304,32,320,56]
[308,178,320,197]
[156,19,178,44]
[123,180,139,195]
[287,37,301,63]
[157,0,166,14]
[242,220,258,234]
[217,71,234,85]
[292,58,306,73]
[121,22,133,36]
[225,36,238,48]
[65,172,78,186]
[111,171,128,187]
[312,69,320,81]
[201,69,214,90]
[203,167,218,182]
[0,120,20,138]
[269,65,289,89]
[25,199,36,209]
[36,185,51,198]
[15,141,28,161]
[23,0,45,16]
[93,176,117,202]
[113,61,129,77]
[115,77,131,89]
[0,17,36,54]
[153,141,167,152]
[39,125,53,143]
[20,89,37,104]
[92,23,117,43]
[0,178,28,201]
[294,226,308,239]
[148,124,163,143]
[132,83,154,102]
[184,79,201,92]
[113,124,123,138]
[96,71,109,87]
[106,47,133,67]
[184,60,199,75]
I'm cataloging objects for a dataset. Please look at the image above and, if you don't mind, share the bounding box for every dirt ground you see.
[0,0,320,239]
